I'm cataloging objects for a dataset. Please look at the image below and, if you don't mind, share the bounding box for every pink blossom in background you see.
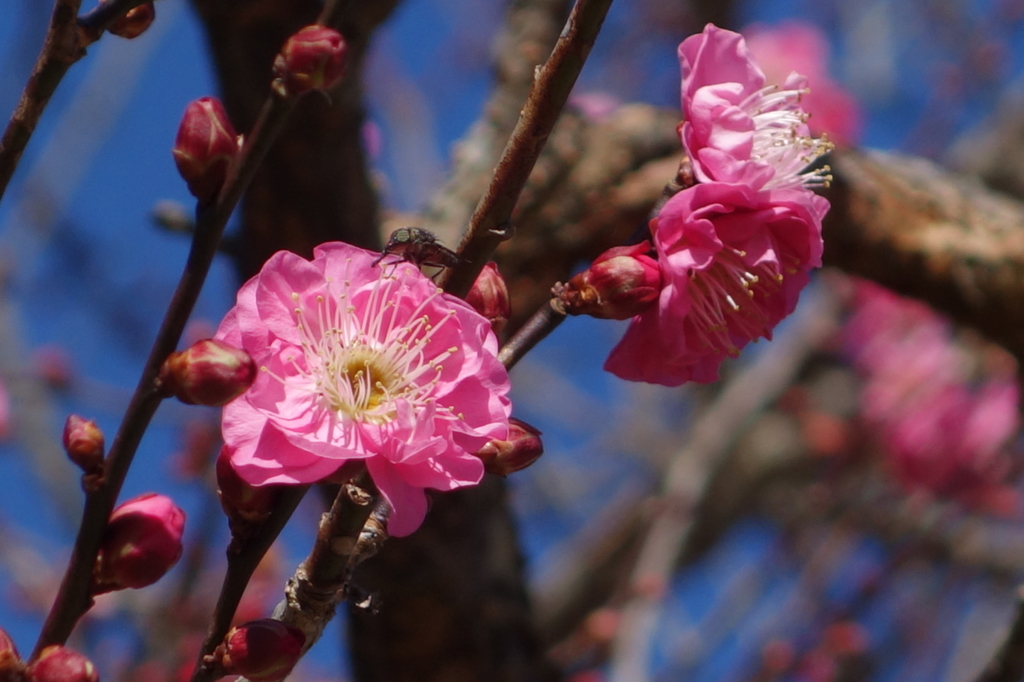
[604,181,827,385]
[677,24,834,191]
[217,242,511,536]
[840,278,1021,511]
[0,378,9,439]
[743,21,863,147]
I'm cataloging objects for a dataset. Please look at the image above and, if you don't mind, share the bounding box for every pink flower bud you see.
[271,25,348,97]
[0,627,21,677]
[556,242,662,320]
[106,2,155,39]
[62,415,104,475]
[93,493,185,594]
[172,97,239,204]
[466,262,511,335]
[220,620,305,682]
[474,418,543,476]
[217,446,279,536]
[25,646,98,682]
[159,339,256,407]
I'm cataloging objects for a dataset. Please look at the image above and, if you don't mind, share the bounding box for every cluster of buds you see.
[61,415,104,480]
[553,242,661,320]
[93,493,185,594]
[172,97,240,204]
[475,418,544,476]
[466,262,511,335]
[214,619,305,682]
[272,26,348,98]
[158,338,256,407]
[106,2,155,40]
[216,447,279,541]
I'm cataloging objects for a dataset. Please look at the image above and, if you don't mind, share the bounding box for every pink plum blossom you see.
[216,242,511,536]
[744,21,863,146]
[605,181,828,385]
[678,24,833,190]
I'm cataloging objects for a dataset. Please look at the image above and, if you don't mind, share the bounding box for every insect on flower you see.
[373,227,462,274]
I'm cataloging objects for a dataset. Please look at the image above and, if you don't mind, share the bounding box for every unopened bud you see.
[106,2,155,39]
[475,418,543,476]
[272,25,348,98]
[172,97,240,204]
[217,446,279,537]
[93,493,185,594]
[159,339,256,407]
[220,620,305,682]
[466,262,511,335]
[0,627,21,678]
[554,242,661,320]
[25,646,97,682]
[62,415,104,475]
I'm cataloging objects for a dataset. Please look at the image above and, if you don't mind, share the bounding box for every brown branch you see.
[0,0,84,205]
[440,0,616,298]
[188,485,310,682]
[499,302,566,369]
[822,149,1024,364]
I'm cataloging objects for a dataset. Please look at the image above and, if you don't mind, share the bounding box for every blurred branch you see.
[822,149,1024,364]
[606,288,839,682]
[440,0,616,297]
[970,588,1024,682]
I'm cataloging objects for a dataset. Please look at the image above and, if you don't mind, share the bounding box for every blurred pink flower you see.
[678,24,833,191]
[217,242,511,536]
[605,181,827,385]
[841,278,1020,510]
[744,21,863,146]
[0,378,10,439]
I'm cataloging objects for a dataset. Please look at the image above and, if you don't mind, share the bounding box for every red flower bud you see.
[475,418,543,476]
[0,627,22,678]
[466,262,511,335]
[106,2,155,39]
[62,415,104,475]
[93,493,185,594]
[159,339,256,407]
[272,25,348,98]
[555,242,661,320]
[172,97,239,204]
[25,646,98,682]
[217,446,279,537]
[220,620,305,682]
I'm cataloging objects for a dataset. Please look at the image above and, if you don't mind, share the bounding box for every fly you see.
[373,227,461,273]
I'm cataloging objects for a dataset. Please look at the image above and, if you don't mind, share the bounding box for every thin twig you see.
[969,587,1024,682]
[499,302,566,369]
[77,0,152,40]
[29,0,356,657]
[0,0,84,205]
[188,486,311,682]
[440,0,615,298]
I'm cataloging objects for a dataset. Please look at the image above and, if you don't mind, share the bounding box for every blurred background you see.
[3,0,1024,680]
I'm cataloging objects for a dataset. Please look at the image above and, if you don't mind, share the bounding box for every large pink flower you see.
[217,242,511,536]
[605,182,827,385]
[678,24,833,190]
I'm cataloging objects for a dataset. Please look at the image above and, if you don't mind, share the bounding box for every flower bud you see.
[93,493,185,594]
[62,415,104,475]
[466,262,511,335]
[0,627,21,678]
[555,242,661,320]
[220,620,305,682]
[158,339,256,407]
[25,646,98,682]
[475,418,543,476]
[217,446,279,536]
[271,26,348,98]
[172,97,239,204]
[106,2,155,39]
